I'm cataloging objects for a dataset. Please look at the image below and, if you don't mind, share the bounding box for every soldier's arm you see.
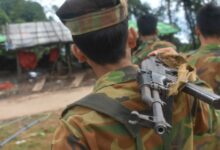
[52,120,88,150]
[191,81,220,134]
[148,47,178,56]
[193,96,220,149]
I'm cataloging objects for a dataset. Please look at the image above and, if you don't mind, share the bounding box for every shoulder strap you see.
[63,93,144,149]
[62,93,141,139]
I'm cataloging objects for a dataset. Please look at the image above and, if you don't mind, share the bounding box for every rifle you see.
[129,56,220,135]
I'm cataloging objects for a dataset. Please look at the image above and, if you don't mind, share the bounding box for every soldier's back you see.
[188,44,220,94]
[132,39,176,64]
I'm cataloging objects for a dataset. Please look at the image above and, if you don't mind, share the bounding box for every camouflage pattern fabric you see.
[132,38,176,65]
[52,65,219,150]
[63,0,128,35]
[188,44,220,95]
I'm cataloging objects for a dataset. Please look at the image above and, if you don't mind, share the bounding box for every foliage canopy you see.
[0,0,46,25]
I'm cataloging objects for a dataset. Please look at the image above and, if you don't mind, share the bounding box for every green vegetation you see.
[0,0,46,26]
[128,0,217,49]
[0,112,60,150]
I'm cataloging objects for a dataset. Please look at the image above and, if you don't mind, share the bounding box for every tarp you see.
[18,51,38,70]
[157,22,180,36]
[0,34,6,43]
[0,81,15,91]
[128,20,180,36]
[4,21,73,50]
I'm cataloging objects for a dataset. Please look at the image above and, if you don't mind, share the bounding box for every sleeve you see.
[192,83,220,149]
[51,120,88,150]
[192,81,217,134]
[193,102,220,149]
[192,98,210,134]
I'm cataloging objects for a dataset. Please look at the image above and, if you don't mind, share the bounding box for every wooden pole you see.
[16,50,22,80]
[66,44,72,76]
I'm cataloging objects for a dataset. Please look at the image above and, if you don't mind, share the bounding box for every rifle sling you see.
[162,96,174,150]
[62,93,174,150]
[62,93,140,138]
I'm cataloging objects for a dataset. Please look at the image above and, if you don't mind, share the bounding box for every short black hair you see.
[57,0,128,65]
[197,3,220,38]
[137,14,158,36]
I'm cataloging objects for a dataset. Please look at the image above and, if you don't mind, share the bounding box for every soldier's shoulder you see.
[62,93,119,122]
[151,40,176,50]
[135,42,148,52]
[206,51,220,63]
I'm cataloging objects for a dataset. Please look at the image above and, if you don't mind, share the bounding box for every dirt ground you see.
[0,68,96,120]
[0,85,93,120]
[0,69,96,149]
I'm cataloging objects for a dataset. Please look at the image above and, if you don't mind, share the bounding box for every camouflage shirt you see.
[188,44,220,94]
[52,65,218,150]
[132,38,176,65]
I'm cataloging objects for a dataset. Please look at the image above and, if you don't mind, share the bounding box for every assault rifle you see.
[129,56,220,135]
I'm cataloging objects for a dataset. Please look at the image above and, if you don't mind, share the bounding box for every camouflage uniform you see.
[132,38,176,64]
[53,0,220,149]
[52,65,219,150]
[188,44,220,94]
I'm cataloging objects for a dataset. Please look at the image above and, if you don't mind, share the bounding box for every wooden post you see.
[66,44,72,76]
[16,50,22,80]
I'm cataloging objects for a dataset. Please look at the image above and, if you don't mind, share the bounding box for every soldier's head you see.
[57,0,135,70]
[137,14,158,37]
[196,3,220,39]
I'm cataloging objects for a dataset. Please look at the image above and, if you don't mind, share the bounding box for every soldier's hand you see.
[148,47,178,56]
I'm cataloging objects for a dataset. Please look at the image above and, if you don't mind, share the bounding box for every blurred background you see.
[0,0,218,150]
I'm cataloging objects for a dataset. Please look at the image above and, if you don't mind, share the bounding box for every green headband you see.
[63,1,128,35]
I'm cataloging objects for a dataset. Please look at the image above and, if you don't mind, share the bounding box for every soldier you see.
[188,3,220,94]
[52,0,218,149]
[132,14,176,64]
[151,3,220,95]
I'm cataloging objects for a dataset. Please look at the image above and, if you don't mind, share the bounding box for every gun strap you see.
[162,96,174,150]
[164,96,174,126]
[62,93,144,150]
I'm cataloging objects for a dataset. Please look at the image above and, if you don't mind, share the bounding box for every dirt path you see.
[0,86,93,120]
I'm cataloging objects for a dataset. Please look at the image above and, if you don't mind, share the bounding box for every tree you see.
[0,0,47,25]
[128,0,150,18]
[158,0,217,48]
[0,9,10,25]
[21,1,46,22]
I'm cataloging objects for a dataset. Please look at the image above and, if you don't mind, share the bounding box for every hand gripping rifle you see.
[129,56,220,135]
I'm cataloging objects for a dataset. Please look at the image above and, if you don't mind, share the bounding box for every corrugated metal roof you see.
[4,21,73,50]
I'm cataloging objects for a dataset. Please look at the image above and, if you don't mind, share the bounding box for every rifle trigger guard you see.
[129,111,154,125]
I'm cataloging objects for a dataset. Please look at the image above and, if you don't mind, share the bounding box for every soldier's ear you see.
[128,27,137,49]
[71,44,86,63]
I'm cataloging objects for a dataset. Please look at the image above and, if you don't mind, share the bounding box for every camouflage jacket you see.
[52,65,219,150]
[132,38,176,65]
[188,44,220,94]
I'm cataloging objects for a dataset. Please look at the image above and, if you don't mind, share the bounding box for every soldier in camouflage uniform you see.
[52,0,219,149]
[188,3,220,95]
[132,14,176,64]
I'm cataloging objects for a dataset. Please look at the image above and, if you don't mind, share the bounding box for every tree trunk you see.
[167,0,172,23]
[182,0,197,49]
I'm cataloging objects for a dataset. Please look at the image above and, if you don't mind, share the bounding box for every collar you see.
[199,44,220,53]
[142,36,159,45]
[93,65,138,92]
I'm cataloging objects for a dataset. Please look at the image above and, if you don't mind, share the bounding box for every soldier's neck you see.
[200,36,220,47]
[90,58,133,78]
[141,35,157,42]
